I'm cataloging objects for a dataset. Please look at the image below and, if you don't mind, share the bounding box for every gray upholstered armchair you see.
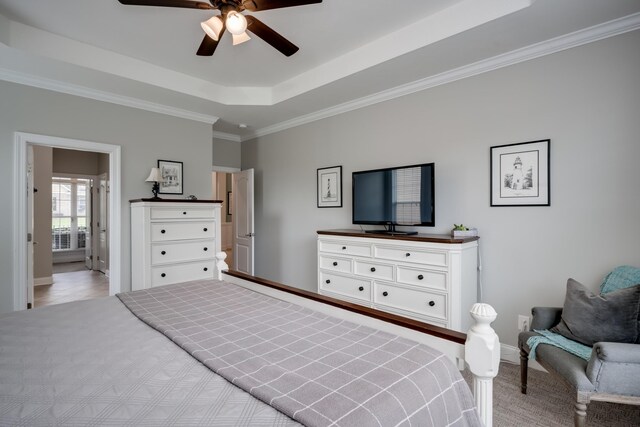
[519,306,640,427]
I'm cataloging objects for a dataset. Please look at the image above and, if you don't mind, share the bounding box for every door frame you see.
[13,132,122,311]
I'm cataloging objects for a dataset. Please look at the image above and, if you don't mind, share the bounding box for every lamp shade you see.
[201,15,224,41]
[226,11,248,35]
[145,167,162,183]
[232,32,251,45]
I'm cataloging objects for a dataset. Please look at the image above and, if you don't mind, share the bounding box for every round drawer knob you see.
[382,291,388,297]
[161,229,166,234]
[418,274,424,280]
[342,246,347,250]
[325,279,331,284]
[161,250,166,255]
[406,252,411,257]
[358,286,364,291]
[204,247,208,251]
[429,300,435,307]
[183,211,187,215]
[203,267,208,272]
[161,273,166,278]
[203,227,208,232]
[332,261,338,266]
[370,267,376,272]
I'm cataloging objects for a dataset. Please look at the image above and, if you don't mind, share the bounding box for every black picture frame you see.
[490,139,550,206]
[317,166,342,208]
[158,160,183,195]
[227,191,232,215]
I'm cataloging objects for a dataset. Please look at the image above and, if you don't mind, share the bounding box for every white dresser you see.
[131,199,222,291]
[317,230,479,331]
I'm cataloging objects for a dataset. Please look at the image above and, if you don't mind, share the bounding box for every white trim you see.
[212,131,242,142]
[501,343,546,372]
[0,68,219,125]
[34,276,53,287]
[212,166,241,173]
[13,132,122,311]
[245,12,640,140]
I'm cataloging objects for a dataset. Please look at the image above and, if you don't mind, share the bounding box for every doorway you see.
[212,168,254,275]
[13,132,121,311]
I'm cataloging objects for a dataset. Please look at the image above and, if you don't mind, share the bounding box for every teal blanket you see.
[527,329,592,361]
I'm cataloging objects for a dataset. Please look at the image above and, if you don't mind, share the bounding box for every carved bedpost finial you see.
[215,252,229,280]
[466,303,500,427]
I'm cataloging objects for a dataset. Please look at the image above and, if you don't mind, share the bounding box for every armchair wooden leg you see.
[520,348,528,394]
[574,401,587,427]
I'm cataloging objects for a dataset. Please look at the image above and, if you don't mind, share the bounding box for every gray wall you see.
[33,146,53,281]
[242,30,640,347]
[213,137,241,170]
[0,81,214,314]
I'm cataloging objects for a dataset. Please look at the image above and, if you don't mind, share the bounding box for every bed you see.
[0,254,499,426]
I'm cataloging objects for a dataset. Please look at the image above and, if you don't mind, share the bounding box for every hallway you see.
[35,263,109,307]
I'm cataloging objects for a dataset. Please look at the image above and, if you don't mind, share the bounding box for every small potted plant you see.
[451,224,478,237]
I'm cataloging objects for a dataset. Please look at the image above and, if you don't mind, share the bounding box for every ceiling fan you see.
[117,0,322,57]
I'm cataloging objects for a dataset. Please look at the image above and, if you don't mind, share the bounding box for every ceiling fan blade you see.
[197,31,224,56]
[245,15,298,57]
[241,0,321,12]
[118,0,213,10]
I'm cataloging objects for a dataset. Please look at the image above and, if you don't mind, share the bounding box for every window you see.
[52,177,90,251]
[393,167,421,224]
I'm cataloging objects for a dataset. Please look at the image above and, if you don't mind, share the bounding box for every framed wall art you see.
[158,160,183,195]
[317,165,342,208]
[490,139,550,206]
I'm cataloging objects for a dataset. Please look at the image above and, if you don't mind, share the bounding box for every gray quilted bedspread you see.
[0,296,300,426]
[118,279,481,427]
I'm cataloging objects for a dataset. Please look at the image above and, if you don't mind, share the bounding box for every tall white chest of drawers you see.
[131,200,222,291]
[317,230,479,332]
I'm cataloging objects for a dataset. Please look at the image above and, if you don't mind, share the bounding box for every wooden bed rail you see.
[215,252,499,427]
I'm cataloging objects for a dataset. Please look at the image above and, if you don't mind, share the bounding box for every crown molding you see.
[212,131,242,142]
[248,12,640,141]
[0,67,219,124]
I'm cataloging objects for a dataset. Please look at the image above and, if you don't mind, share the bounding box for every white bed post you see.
[215,252,229,280]
[465,303,500,427]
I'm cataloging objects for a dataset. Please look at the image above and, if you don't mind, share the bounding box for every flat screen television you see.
[352,163,434,235]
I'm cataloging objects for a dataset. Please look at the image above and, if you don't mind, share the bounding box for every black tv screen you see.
[352,163,435,231]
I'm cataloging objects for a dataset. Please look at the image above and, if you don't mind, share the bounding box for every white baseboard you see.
[34,276,53,286]
[501,343,546,372]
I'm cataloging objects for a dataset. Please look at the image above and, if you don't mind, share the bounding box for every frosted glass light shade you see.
[232,32,251,45]
[145,167,162,183]
[201,16,224,41]
[226,11,247,35]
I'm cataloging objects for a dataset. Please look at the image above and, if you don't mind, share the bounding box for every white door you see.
[84,179,93,270]
[232,169,254,275]
[98,174,108,274]
[26,145,35,309]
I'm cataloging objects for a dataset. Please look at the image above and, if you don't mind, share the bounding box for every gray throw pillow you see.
[551,278,640,346]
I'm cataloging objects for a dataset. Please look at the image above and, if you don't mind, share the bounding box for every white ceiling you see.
[1,0,639,140]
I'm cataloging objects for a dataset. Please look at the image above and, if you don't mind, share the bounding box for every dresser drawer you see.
[354,260,394,281]
[318,240,372,257]
[396,267,447,291]
[319,272,370,302]
[374,283,447,322]
[151,207,215,220]
[319,255,352,273]
[375,245,448,267]
[151,221,215,242]
[151,240,215,265]
[151,261,215,287]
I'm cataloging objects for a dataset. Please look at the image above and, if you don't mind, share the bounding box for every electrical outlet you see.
[518,315,530,332]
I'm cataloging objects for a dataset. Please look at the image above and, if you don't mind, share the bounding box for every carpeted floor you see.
[464,362,640,426]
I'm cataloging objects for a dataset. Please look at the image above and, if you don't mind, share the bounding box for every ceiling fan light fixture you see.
[232,32,251,45]
[226,11,248,35]
[201,15,224,40]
